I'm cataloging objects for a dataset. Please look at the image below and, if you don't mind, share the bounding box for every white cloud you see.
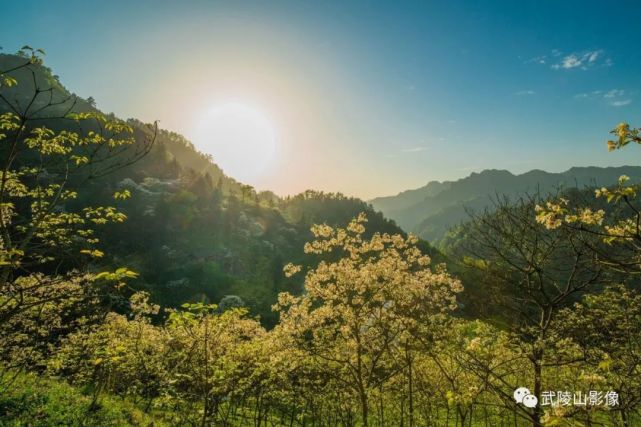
[574,89,631,106]
[604,89,625,98]
[575,90,611,99]
[548,49,610,70]
[556,54,583,69]
[515,90,535,95]
[525,55,547,64]
[401,146,429,153]
[610,99,632,107]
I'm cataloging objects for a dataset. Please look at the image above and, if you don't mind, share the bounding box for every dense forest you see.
[1,48,641,427]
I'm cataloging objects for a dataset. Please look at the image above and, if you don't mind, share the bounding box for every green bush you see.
[0,373,165,426]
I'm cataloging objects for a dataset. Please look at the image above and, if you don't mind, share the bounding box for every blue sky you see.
[2,0,641,198]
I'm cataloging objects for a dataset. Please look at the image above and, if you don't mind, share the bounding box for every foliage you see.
[0,372,168,426]
[0,50,153,326]
[2,48,641,427]
[274,213,461,425]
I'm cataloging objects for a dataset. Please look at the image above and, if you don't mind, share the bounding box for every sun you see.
[192,102,278,183]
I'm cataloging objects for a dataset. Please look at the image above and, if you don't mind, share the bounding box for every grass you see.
[0,372,167,426]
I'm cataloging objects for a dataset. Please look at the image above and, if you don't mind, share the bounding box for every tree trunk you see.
[360,390,369,427]
[407,346,414,427]
[532,353,543,427]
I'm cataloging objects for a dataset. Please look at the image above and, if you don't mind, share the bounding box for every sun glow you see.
[192,102,278,183]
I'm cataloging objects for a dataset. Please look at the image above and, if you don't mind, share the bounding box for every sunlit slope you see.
[0,53,432,326]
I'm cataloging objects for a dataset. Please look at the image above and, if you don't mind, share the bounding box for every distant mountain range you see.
[369,166,641,243]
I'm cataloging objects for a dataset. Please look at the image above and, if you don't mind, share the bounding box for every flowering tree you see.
[274,213,462,426]
[535,123,641,272]
[449,194,604,427]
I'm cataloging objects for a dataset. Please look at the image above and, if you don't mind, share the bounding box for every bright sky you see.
[2,0,641,199]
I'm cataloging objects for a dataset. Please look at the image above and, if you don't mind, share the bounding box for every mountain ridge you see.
[370,165,641,243]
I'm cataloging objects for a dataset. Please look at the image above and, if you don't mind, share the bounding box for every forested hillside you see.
[371,167,641,244]
[2,48,641,427]
[0,52,415,326]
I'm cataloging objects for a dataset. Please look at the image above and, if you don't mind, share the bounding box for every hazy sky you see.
[2,0,641,199]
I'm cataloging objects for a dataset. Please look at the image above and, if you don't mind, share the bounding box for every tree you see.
[556,285,641,426]
[240,184,255,203]
[449,194,605,427]
[0,47,155,322]
[49,292,169,410]
[165,303,266,426]
[274,213,461,426]
[0,273,102,376]
[534,122,641,274]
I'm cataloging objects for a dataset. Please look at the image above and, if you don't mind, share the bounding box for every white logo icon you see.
[514,387,538,408]
[523,394,538,408]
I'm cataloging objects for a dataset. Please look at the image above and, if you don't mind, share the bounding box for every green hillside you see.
[370,167,641,243]
[0,52,420,327]
[3,48,641,427]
